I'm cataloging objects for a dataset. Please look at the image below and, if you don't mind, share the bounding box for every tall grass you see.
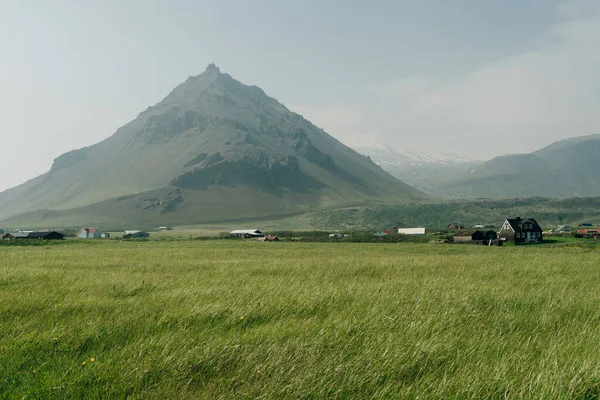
[1,241,600,398]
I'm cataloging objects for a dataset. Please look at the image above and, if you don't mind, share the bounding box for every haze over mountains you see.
[366,134,600,199]
[0,65,424,227]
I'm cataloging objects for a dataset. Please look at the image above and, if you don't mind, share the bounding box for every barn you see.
[3,231,65,240]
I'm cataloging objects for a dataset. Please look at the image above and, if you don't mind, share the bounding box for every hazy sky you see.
[1,0,599,191]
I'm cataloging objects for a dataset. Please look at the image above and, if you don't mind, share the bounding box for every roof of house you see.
[398,227,426,235]
[123,230,146,235]
[2,232,29,238]
[27,231,64,238]
[504,218,541,231]
[579,223,594,227]
[556,225,571,231]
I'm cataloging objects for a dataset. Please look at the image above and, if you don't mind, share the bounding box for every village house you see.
[123,230,150,239]
[229,229,263,238]
[498,217,543,243]
[579,223,594,228]
[77,227,102,239]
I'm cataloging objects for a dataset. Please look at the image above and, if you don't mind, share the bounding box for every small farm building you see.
[230,229,264,238]
[454,230,498,243]
[3,231,65,240]
[498,217,543,243]
[373,230,393,237]
[77,227,102,239]
[398,227,426,236]
[258,235,279,242]
[123,230,150,239]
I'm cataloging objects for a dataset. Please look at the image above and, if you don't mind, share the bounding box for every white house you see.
[398,227,426,236]
[230,229,263,238]
[77,227,102,239]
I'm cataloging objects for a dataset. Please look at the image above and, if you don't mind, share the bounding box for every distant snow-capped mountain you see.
[356,142,474,169]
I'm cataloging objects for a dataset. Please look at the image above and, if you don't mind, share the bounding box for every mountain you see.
[0,64,425,228]
[440,134,600,198]
[356,143,480,194]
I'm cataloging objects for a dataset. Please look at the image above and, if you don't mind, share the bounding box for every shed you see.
[123,230,150,239]
[454,230,497,243]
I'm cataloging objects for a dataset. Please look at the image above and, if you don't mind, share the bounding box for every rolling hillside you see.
[0,64,425,228]
[440,134,600,198]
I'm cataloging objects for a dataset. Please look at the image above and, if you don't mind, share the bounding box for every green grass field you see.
[2,241,600,398]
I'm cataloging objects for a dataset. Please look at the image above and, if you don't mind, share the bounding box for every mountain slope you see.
[0,64,425,227]
[441,134,600,198]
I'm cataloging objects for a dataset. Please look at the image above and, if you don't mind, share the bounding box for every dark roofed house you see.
[579,223,594,227]
[26,231,66,240]
[3,231,65,240]
[498,217,543,243]
[123,230,150,239]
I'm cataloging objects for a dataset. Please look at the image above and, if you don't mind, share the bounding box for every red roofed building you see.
[77,227,102,239]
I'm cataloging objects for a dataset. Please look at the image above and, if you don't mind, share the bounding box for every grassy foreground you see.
[2,241,600,398]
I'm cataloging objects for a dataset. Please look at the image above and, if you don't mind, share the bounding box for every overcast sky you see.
[1,0,599,191]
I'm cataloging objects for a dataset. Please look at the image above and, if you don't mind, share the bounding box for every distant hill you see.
[434,134,600,198]
[0,64,425,228]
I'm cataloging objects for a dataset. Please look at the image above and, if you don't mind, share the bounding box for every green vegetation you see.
[436,134,600,198]
[4,195,600,232]
[2,240,600,398]
[309,197,600,230]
